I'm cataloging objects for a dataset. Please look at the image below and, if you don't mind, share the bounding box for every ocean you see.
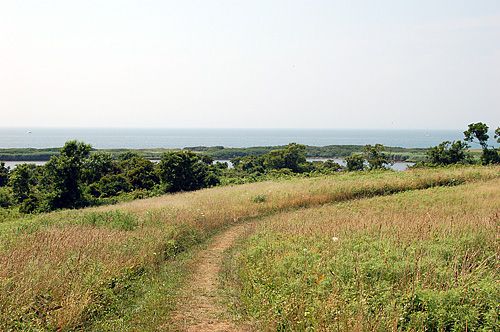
[0,128,467,149]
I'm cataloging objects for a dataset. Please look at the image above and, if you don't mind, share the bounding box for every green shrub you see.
[0,187,13,208]
[252,194,267,203]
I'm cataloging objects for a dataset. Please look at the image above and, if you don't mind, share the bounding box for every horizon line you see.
[0,126,468,131]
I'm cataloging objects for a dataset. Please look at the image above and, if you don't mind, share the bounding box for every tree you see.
[345,154,365,171]
[427,141,470,165]
[0,162,9,187]
[463,122,500,164]
[263,143,307,173]
[92,174,131,198]
[313,160,343,173]
[480,148,500,165]
[363,144,391,170]
[463,122,490,149]
[41,141,92,210]
[119,156,159,190]
[0,187,13,208]
[9,163,39,204]
[231,155,265,174]
[158,151,219,193]
[82,152,116,184]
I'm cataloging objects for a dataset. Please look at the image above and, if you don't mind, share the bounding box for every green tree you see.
[312,160,343,174]
[82,152,116,184]
[345,154,365,171]
[119,156,159,190]
[158,150,219,193]
[117,151,141,161]
[463,122,499,164]
[480,148,500,165]
[9,163,38,204]
[231,155,265,173]
[363,144,391,170]
[463,122,490,148]
[41,141,92,210]
[0,162,9,187]
[0,187,14,208]
[263,143,307,173]
[427,141,470,165]
[92,174,131,198]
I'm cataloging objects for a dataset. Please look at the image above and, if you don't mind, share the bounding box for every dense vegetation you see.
[224,179,499,331]
[0,166,497,331]
[0,144,426,162]
[0,141,221,213]
[0,141,398,213]
[423,122,499,166]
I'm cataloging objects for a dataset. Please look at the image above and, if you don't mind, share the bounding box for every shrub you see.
[0,187,13,208]
[252,194,267,203]
[345,154,365,171]
[0,162,9,187]
[427,141,471,165]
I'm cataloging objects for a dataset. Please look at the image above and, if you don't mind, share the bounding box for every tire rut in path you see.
[169,223,254,332]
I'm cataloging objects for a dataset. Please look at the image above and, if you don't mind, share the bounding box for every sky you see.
[0,0,499,129]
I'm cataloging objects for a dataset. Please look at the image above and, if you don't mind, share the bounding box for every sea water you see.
[0,128,467,149]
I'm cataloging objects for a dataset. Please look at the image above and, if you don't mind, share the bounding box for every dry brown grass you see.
[0,166,498,330]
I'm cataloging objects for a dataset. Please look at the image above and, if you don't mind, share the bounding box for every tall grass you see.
[223,178,500,331]
[0,166,498,330]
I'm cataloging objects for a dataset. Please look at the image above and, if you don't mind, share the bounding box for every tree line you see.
[0,142,395,213]
[424,122,500,166]
[0,141,220,213]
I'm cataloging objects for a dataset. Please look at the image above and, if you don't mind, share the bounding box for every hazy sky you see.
[1,0,499,129]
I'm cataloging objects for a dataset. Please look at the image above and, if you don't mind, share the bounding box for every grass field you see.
[223,178,500,331]
[0,166,498,331]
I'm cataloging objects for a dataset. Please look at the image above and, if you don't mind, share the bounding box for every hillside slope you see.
[0,166,498,330]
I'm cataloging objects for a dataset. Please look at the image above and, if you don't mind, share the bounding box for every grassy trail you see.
[167,175,499,331]
[169,223,255,332]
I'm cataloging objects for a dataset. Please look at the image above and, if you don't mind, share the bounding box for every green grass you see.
[223,179,500,331]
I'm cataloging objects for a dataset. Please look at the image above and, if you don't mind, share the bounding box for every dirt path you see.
[169,223,254,332]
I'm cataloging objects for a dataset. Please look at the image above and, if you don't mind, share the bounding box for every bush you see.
[19,194,40,214]
[427,141,471,165]
[0,187,13,208]
[0,162,9,187]
[252,194,267,203]
[345,154,365,171]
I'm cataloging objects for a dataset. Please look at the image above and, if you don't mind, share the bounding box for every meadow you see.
[223,178,500,331]
[0,166,498,331]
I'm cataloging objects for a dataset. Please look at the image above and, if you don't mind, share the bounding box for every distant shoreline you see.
[0,145,428,163]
